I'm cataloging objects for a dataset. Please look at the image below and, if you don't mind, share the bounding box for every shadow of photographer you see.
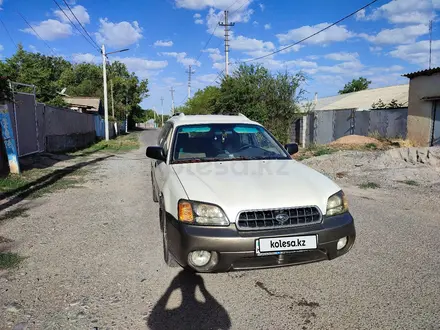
[147,270,231,330]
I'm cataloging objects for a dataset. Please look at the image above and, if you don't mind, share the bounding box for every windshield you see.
[171,123,290,163]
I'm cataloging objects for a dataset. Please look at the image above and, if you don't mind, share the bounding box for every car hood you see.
[172,159,341,222]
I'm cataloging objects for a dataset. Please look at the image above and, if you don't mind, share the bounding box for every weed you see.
[0,252,24,269]
[0,207,29,222]
[359,182,380,189]
[70,132,140,156]
[0,175,29,193]
[399,180,419,186]
[365,143,377,150]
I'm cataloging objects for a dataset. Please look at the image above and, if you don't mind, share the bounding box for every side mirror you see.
[146,146,166,161]
[285,143,299,155]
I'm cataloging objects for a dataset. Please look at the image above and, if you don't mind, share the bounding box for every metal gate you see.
[9,82,43,157]
[432,101,440,146]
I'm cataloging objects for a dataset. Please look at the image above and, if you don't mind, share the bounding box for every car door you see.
[153,123,174,196]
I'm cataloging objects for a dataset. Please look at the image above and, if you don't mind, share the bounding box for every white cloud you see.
[22,19,72,41]
[193,13,204,24]
[28,45,38,53]
[205,6,253,37]
[154,40,173,47]
[360,24,429,44]
[0,44,3,52]
[54,5,90,25]
[203,48,224,62]
[355,9,366,21]
[253,21,259,26]
[259,3,265,11]
[324,52,359,61]
[264,24,271,30]
[358,0,436,24]
[72,53,97,63]
[114,56,168,79]
[369,46,382,53]
[175,0,252,11]
[230,35,275,52]
[277,23,354,45]
[162,52,201,67]
[279,44,303,54]
[95,18,142,48]
[389,40,440,67]
[195,73,219,84]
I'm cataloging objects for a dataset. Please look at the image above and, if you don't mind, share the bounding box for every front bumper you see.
[166,212,356,272]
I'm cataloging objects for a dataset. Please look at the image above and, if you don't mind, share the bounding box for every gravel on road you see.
[1,130,439,330]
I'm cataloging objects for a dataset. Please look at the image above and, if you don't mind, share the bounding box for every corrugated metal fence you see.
[6,91,115,155]
[292,108,408,146]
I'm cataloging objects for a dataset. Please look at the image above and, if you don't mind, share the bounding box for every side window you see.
[162,126,174,157]
[157,123,171,146]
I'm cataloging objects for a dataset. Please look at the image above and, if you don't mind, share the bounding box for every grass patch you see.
[70,132,140,156]
[358,182,381,189]
[365,143,378,150]
[0,175,29,193]
[0,252,24,269]
[398,179,419,186]
[0,207,29,222]
[294,144,338,160]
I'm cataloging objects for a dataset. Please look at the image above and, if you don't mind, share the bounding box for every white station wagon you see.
[147,113,356,272]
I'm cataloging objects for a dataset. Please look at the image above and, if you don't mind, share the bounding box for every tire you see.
[161,206,179,268]
[151,173,158,203]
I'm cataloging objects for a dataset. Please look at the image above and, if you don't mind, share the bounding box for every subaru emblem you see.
[275,213,289,223]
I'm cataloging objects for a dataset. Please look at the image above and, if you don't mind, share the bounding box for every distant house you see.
[403,67,440,146]
[63,97,103,115]
[302,84,409,112]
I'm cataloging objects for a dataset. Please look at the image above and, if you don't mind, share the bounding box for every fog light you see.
[337,237,348,250]
[189,250,211,267]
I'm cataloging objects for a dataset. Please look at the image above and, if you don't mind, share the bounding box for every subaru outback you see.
[146,113,356,272]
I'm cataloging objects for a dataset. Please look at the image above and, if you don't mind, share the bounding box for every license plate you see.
[255,235,317,256]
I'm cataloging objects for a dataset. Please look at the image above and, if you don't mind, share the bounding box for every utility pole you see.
[111,80,115,118]
[101,45,109,141]
[101,45,129,141]
[160,97,164,127]
[153,106,157,128]
[219,10,235,77]
[170,87,175,115]
[186,65,195,99]
[429,20,433,69]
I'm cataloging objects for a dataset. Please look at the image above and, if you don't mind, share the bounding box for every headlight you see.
[326,191,348,216]
[178,200,229,226]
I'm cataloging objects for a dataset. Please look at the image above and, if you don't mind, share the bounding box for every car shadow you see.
[147,270,231,330]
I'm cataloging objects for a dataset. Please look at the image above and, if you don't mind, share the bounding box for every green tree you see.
[180,86,220,115]
[212,64,305,144]
[338,77,371,94]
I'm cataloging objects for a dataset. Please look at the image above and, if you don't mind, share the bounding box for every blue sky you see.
[1,0,439,114]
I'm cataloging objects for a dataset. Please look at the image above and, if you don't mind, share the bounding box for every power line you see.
[17,11,57,56]
[0,17,17,48]
[242,0,380,63]
[53,0,100,53]
[62,0,100,51]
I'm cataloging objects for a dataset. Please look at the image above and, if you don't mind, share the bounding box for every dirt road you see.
[1,130,439,329]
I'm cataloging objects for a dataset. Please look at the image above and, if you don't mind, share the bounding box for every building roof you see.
[305,84,409,111]
[63,97,101,110]
[168,114,259,126]
[403,67,440,79]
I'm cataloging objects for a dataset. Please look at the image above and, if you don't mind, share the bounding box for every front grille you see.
[236,206,321,231]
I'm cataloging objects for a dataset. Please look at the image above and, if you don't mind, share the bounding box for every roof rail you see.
[172,112,185,117]
[238,113,247,117]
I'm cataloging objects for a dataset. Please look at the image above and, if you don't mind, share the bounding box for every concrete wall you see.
[407,72,440,146]
[299,108,408,146]
[44,106,96,152]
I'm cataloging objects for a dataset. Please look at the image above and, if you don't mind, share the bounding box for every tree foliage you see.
[371,98,406,109]
[180,64,306,144]
[0,44,149,126]
[338,77,371,94]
